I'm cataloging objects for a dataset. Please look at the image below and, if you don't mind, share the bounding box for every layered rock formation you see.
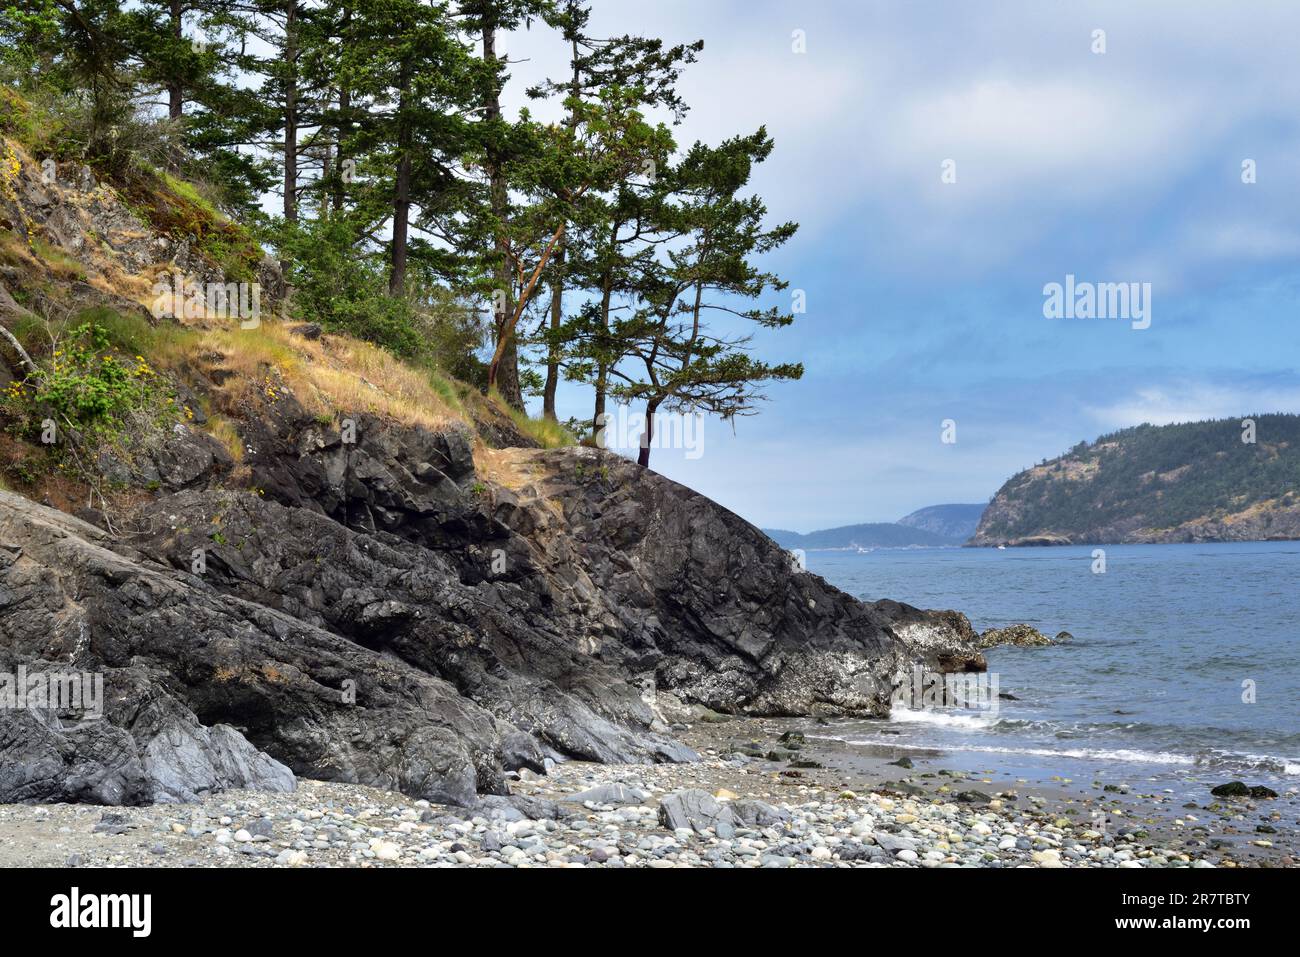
[0,412,983,806]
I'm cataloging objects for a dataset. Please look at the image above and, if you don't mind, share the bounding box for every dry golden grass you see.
[205,413,244,463]
[186,318,460,430]
[3,132,493,487]
[98,256,154,304]
[0,226,36,269]
[475,446,544,491]
[29,236,86,282]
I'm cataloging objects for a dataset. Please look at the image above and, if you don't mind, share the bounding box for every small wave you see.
[841,738,1300,775]
[889,707,998,730]
[1200,750,1300,776]
[847,740,1197,766]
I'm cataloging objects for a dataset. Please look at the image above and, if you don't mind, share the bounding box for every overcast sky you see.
[505,1,1300,530]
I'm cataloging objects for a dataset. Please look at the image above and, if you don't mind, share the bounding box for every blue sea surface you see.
[807,542,1300,793]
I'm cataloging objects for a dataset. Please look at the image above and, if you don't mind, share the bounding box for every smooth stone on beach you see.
[561,783,649,806]
[874,832,919,853]
[658,790,737,839]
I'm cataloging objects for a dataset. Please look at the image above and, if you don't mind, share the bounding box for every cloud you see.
[886,77,1202,205]
[511,2,1300,529]
[1085,379,1300,428]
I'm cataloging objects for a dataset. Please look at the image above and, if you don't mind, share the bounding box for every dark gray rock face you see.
[487,448,981,720]
[94,423,234,494]
[118,680,295,802]
[0,708,151,805]
[0,492,497,805]
[0,411,982,807]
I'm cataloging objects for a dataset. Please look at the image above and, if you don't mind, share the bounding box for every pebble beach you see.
[2,716,1294,869]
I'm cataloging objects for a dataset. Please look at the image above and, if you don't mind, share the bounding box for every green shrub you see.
[1,309,185,500]
[28,317,161,430]
[276,216,422,357]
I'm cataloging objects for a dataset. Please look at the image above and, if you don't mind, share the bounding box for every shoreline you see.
[2,714,1293,868]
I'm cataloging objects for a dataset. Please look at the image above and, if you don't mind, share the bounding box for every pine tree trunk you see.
[592,384,606,446]
[332,7,352,214]
[389,60,411,296]
[389,152,410,296]
[541,242,563,421]
[591,269,613,444]
[637,400,660,469]
[167,0,183,168]
[481,23,523,410]
[283,2,299,223]
[543,20,581,424]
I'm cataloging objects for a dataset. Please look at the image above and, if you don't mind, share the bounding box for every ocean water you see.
[806,543,1300,793]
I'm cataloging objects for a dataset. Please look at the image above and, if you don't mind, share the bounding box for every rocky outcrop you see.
[869,600,986,673]
[0,491,503,806]
[974,624,1054,650]
[0,120,986,808]
[0,421,983,806]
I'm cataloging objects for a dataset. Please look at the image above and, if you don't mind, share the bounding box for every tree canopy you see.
[0,0,804,467]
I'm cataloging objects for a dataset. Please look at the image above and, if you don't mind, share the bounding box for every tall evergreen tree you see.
[481,87,671,399]
[454,0,552,410]
[340,0,476,295]
[527,0,700,421]
[608,130,802,468]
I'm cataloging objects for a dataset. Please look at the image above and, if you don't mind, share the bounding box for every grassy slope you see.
[0,87,571,510]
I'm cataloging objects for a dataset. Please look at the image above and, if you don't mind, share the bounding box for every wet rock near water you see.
[1211,782,1279,800]
[974,624,1055,650]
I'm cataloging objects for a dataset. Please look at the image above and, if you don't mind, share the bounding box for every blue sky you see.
[507,1,1300,530]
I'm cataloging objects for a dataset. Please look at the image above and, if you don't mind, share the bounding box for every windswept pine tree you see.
[605,129,802,467]
[526,0,700,421]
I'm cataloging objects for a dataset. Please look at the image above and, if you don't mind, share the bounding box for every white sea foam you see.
[846,739,1197,766]
[841,738,1300,774]
[888,707,999,730]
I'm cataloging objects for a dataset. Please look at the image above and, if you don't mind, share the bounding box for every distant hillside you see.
[971,415,1300,545]
[897,504,986,542]
[764,523,953,550]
